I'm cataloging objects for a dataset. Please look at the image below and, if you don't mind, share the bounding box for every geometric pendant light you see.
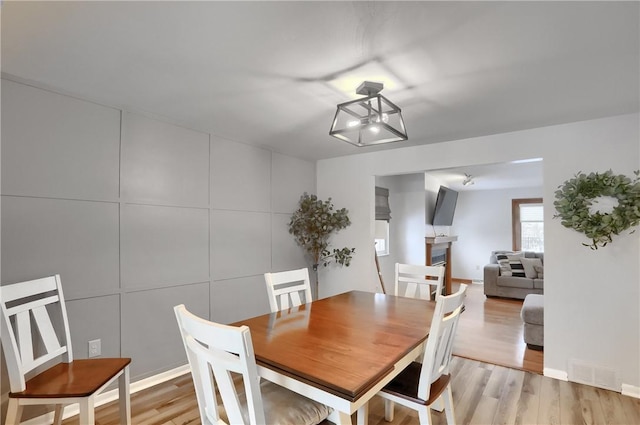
[329,81,407,146]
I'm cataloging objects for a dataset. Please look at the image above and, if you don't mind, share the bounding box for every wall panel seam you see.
[0,194,119,204]
[121,280,211,295]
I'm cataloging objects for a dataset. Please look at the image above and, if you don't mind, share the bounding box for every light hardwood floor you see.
[61,356,640,425]
[452,283,543,374]
[60,286,637,424]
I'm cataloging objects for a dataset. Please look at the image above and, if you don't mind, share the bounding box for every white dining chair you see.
[263,268,313,312]
[395,263,445,301]
[377,284,467,425]
[0,275,131,425]
[173,304,331,425]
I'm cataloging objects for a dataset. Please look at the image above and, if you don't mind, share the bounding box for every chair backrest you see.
[417,284,467,401]
[0,275,73,392]
[174,304,265,425]
[263,268,312,312]
[395,263,445,300]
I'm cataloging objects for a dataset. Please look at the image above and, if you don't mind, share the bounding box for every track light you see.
[462,174,474,186]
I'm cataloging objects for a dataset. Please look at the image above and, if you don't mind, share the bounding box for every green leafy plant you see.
[553,170,640,249]
[289,193,355,271]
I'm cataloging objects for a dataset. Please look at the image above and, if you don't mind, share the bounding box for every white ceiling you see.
[425,159,543,192]
[2,1,638,161]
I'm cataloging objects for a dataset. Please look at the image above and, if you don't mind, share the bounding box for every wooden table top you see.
[233,291,434,402]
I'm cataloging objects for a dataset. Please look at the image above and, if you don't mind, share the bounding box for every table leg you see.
[357,403,369,425]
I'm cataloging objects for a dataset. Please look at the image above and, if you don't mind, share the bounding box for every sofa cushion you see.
[492,251,543,264]
[531,252,544,263]
[520,257,543,279]
[497,276,534,289]
[533,278,544,289]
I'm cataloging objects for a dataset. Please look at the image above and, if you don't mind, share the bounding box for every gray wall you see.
[317,113,639,392]
[1,79,314,418]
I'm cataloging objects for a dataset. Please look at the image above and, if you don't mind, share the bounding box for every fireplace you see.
[425,236,458,295]
[430,249,447,266]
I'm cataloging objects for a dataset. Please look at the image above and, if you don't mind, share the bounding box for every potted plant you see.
[289,193,355,299]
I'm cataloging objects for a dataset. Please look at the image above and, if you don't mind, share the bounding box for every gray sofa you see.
[483,250,543,299]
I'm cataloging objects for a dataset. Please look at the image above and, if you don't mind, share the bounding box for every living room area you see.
[375,161,545,374]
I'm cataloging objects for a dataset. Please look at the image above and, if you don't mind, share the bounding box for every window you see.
[512,198,544,252]
[375,186,391,256]
[375,220,390,256]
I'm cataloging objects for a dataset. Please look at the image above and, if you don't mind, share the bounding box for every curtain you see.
[375,186,391,221]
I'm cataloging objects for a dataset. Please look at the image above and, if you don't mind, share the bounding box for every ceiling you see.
[2,2,638,162]
[425,159,543,192]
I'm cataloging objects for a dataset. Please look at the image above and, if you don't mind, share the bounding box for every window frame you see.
[374,219,390,256]
[512,198,543,251]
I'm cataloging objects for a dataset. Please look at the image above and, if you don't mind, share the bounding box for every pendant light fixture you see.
[329,81,407,147]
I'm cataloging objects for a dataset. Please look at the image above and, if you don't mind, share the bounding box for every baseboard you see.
[544,367,568,381]
[622,383,640,399]
[543,370,638,397]
[20,364,190,425]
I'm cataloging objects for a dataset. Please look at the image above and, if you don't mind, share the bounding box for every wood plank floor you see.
[62,356,640,425]
[452,283,543,375]
[60,285,635,425]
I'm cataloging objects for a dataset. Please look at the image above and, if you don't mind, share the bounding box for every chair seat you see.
[10,358,131,399]
[220,380,332,425]
[381,362,450,406]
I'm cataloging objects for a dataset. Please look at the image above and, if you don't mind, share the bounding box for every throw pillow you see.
[534,264,544,279]
[495,253,512,276]
[520,257,543,279]
[507,254,526,278]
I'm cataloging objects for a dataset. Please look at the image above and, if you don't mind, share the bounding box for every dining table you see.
[232,290,436,425]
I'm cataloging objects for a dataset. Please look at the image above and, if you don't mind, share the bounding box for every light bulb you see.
[375,113,389,124]
[347,120,360,128]
[369,126,380,134]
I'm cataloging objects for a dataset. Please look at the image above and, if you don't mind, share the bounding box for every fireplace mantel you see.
[425,236,458,245]
[425,236,458,295]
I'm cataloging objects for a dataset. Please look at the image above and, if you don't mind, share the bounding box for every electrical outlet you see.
[88,339,101,358]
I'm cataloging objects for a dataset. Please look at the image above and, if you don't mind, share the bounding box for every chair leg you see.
[79,397,95,425]
[441,384,456,425]
[53,404,65,425]
[417,405,433,425]
[384,399,394,422]
[428,396,443,412]
[5,399,22,425]
[119,366,132,425]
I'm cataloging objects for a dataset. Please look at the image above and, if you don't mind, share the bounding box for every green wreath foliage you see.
[554,170,640,249]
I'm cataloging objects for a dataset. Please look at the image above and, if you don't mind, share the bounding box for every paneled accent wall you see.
[1,79,315,393]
